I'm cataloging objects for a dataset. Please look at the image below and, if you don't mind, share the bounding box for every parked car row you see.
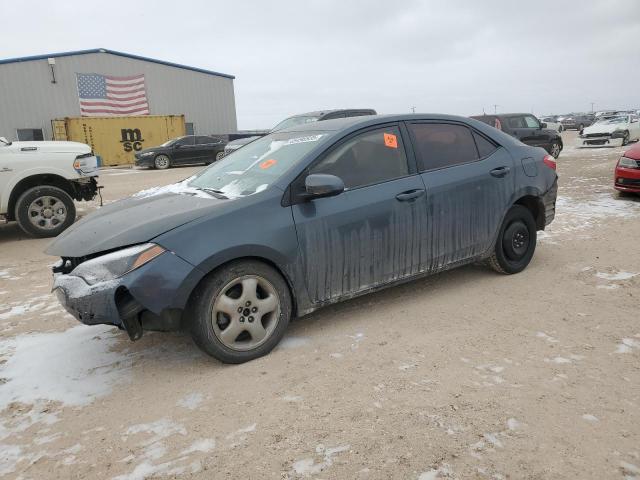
[134,135,226,169]
[577,114,640,147]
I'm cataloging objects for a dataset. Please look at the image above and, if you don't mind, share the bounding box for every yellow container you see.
[51,115,186,166]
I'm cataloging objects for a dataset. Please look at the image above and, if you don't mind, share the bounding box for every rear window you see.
[473,132,498,158]
[409,123,479,171]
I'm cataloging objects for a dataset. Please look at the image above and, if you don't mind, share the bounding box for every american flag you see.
[76,73,150,116]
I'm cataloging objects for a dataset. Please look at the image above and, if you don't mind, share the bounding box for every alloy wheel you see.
[211,275,281,351]
[27,196,67,230]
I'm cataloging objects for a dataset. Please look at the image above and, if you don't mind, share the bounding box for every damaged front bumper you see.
[52,250,200,340]
[576,135,624,148]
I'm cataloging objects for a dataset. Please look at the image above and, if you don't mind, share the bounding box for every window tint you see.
[409,123,479,171]
[17,128,44,141]
[507,116,527,129]
[176,136,195,146]
[472,131,498,158]
[310,126,408,189]
[524,116,540,128]
[196,136,214,144]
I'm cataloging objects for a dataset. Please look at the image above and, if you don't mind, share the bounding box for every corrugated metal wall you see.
[0,52,237,141]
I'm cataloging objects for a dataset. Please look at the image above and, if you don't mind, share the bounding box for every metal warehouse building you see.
[0,48,237,142]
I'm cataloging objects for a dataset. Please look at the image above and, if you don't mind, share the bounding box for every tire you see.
[488,205,537,275]
[622,131,630,146]
[154,154,171,169]
[215,151,224,161]
[15,185,76,238]
[549,141,561,159]
[558,125,563,133]
[578,123,584,131]
[189,260,292,364]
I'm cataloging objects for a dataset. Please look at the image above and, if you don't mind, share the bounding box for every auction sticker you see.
[384,133,398,148]
[284,134,325,145]
[260,159,277,169]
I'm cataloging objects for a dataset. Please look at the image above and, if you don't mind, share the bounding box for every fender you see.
[1,166,77,213]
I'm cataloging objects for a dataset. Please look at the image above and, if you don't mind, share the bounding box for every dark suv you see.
[559,114,594,131]
[471,113,563,158]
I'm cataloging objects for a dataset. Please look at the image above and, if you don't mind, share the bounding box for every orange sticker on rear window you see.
[260,159,277,169]
[384,133,398,148]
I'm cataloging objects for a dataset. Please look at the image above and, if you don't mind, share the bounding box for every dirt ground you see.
[1,131,639,480]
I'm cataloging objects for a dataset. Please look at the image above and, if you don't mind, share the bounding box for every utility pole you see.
[590,102,595,112]
[493,104,499,114]
[411,106,416,113]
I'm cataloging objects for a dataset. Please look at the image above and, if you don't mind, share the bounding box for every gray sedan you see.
[47,114,557,364]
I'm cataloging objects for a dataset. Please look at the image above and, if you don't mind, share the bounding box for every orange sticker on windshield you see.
[260,159,277,169]
[384,133,398,148]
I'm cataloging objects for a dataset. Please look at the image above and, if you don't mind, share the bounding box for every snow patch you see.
[180,438,215,455]
[615,338,640,353]
[595,271,637,281]
[582,414,599,422]
[507,418,521,431]
[418,463,453,479]
[176,393,203,410]
[278,336,310,349]
[292,444,350,476]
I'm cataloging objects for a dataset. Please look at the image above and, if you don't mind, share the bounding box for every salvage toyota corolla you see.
[47,114,557,364]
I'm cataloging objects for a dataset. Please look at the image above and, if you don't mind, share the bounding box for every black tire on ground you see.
[488,205,537,275]
[154,154,171,169]
[189,260,292,364]
[215,151,224,161]
[578,123,584,131]
[15,185,76,238]
[549,141,561,159]
[558,125,563,132]
[622,131,630,146]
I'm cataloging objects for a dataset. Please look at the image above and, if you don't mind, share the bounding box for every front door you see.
[407,121,515,271]
[291,125,426,304]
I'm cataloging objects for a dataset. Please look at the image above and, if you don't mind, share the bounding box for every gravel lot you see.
[1,131,639,479]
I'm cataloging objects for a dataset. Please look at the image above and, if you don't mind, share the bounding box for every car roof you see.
[289,109,376,119]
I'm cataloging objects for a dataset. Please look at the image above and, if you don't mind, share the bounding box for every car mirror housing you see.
[304,174,345,200]
[540,122,547,129]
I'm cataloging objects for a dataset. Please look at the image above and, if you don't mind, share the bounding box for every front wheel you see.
[15,185,76,238]
[558,125,563,132]
[622,131,630,146]
[189,260,292,363]
[488,205,537,274]
[216,151,224,161]
[578,123,584,131]
[154,154,171,169]
[549,141,561,159]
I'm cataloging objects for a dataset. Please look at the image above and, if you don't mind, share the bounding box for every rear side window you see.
[310,126,408,189]
[472,132,498,158]
[409,123,479,171]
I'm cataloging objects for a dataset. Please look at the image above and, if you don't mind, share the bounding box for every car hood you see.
[10,141,91,154]
[46,184,227,257]
[583,123,625,135]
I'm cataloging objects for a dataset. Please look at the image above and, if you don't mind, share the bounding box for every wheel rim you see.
[155,155,169,168]
[27,196,67,230]
[623,133,629,145]
[211,275,281,351]
[502,220,530,261]
[551,143,560,158]
[216,151,224,161]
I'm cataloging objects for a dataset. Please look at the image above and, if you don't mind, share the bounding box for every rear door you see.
[291,124,427,304]
[407,122,515,270]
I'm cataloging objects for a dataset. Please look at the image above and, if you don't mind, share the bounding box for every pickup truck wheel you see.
[549,141,561,159]
[488,205,537,275]
[154,154,171,169]
[189,260,292,364]
[15,186,76,238]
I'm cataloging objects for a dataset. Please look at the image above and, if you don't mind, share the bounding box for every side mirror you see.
[304,174,345,200]
[540,122,547,129]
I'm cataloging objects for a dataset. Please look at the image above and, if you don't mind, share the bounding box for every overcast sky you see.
[4,0,640,129]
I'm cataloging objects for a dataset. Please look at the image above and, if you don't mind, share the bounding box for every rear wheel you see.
[578,123,584,131]
[215,151,224,161]
[558,125,563,132]
[15,185,76,238]
[154,154,171,169]
[189,260,292,363]
[488,205,537,274]
[549,141,561,159]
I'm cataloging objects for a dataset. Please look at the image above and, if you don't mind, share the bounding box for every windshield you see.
[271,115,321,132]
[603,116,628,124]
[189,131,329,198]
[161,137,183,147]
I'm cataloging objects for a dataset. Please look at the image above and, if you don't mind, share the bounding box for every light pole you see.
[590,102,595,113]
[493,104,499,114]
[411,106,416,113]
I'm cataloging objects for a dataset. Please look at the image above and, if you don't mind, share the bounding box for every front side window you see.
[507,116,527,129]
[309,126,409,189]
[190,131,330,198]
[524,116,541,128]
[409,123,479,171]
[17,128,44,141]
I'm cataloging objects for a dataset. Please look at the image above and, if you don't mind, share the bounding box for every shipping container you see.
[51,115,186,166]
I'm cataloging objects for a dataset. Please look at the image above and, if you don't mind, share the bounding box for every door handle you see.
[395,189,425,202]
[490,166,511,178]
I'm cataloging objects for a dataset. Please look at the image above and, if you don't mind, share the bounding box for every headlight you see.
[140,151,155,156]
[72,243,166,285]
[619,157,639,169]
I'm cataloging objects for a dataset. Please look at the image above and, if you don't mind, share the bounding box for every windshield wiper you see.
[196,187,229,199]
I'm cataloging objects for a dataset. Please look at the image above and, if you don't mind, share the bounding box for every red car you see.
[615,143,640,194]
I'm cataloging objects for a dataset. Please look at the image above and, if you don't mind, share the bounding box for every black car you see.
[135,135,226,169]
[559,114,594,131]
[471,113,563,158]
[223,109,377,155]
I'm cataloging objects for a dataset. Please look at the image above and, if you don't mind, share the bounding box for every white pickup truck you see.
[0,136,100,237]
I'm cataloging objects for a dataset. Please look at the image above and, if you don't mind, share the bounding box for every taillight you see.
[543,154,556,170]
